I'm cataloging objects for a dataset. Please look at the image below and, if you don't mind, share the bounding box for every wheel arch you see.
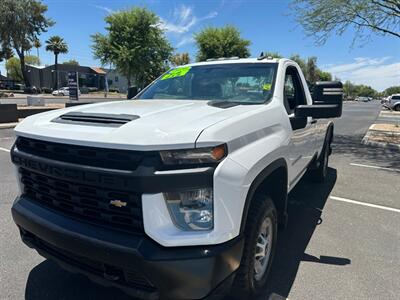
[240,158,288,233]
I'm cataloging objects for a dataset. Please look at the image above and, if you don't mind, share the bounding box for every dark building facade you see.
[0,74,15,89]
[26,64,107,91]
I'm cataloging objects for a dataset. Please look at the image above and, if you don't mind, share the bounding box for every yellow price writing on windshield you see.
[262,83,272,91]
[161,66,191,80]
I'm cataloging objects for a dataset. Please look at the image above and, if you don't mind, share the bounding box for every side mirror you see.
[127,86,138,99]
[296,81,343,119]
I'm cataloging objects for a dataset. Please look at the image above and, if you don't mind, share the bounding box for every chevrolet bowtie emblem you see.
[109,200,127,208]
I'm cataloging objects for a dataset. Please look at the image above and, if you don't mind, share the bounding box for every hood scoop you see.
[53,112,140,127]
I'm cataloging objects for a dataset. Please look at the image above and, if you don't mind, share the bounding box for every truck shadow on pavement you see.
[25,168,346,300]
[332,134,400,169]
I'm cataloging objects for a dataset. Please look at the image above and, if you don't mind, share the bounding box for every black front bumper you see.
[12,196,244,300]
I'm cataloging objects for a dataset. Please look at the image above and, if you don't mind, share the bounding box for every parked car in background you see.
[355,96,369,102]
[52,87,81,96]
[385,94,400,111]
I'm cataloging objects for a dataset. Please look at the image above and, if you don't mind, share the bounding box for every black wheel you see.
[394,105,400,112]
[59,93,64,96]
[230,194,277,299]
[310,131,332,182]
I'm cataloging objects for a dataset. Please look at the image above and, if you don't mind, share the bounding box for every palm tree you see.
[45,36,68,90]
[33,39,42,61]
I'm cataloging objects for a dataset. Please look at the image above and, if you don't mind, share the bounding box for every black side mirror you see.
[127,86,138,99]
[296,81,343,119]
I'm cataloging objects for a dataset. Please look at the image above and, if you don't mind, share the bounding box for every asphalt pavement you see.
[0,101,399,300]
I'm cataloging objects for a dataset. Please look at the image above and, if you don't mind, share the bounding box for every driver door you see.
[284,66,316,188]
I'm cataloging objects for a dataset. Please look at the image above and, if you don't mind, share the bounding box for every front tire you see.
[394,105,400,112]
[231,194,277,299]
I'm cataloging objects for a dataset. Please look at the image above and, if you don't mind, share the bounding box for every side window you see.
[284,74,295,114]
[283,67,307,114]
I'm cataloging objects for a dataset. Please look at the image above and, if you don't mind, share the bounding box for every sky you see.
[1,0,399,91]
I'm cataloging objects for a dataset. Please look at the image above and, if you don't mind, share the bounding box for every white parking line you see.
[0,147,10,153]
[330,196,400,213]
[350,163,400,173]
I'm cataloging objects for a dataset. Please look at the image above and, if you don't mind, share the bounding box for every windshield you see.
[138,63,277,104]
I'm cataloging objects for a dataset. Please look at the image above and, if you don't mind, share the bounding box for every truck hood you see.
[15,100,259,150]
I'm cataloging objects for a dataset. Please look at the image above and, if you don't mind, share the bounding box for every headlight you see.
[164,188,213,231]
[160,144,227,165]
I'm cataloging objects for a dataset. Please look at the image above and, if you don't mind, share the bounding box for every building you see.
[104,68,129,93]
[26,64,130,93]
[0,74,15,89]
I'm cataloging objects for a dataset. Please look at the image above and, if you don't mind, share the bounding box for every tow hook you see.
[103,265,122,281]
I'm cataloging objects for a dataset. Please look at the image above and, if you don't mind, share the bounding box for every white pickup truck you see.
[11,57,342,300]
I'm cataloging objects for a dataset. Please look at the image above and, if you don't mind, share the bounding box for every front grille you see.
[15,137,156,171]
[13,137,158,234]
[20,167,144,234]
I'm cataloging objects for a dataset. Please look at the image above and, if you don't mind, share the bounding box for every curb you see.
[362,139,400,150]
[362,127,400,150]
[0,123,18,129]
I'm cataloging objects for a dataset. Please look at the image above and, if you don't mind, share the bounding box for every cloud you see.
[323,57,400,91]
[176,36,195,47]
[158,4,218,34]
[93,5,114,14]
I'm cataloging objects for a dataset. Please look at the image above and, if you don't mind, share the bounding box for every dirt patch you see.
[371,123,400,132]
[368,132,400,144]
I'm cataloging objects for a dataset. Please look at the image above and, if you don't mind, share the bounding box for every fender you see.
[240,158,288,233]
[322,122,334,158]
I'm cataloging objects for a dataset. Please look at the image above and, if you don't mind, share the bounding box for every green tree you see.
[305,56,318,83]
[260,51,282,58]
[0,45,13,62]
[355,85,378,97]
[92,7,173,88]
[384,86,400,96]
[63,59,79,66]
[6,55,40,82]
[289,54,307,73]
[33,38,41,60]
[45,36,68,90]
[291,0,400,45]
[194,26,251,61]
[344,81,378,98]
[170,53,190,66]
[317,70,332,81]
[0,0,53,86]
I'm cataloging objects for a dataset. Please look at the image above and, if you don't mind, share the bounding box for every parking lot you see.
[0,101,399,300]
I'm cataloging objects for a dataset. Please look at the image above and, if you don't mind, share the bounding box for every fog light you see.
[164,188,213,231]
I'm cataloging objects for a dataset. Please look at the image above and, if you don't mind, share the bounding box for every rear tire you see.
[394,105,400,112]
[230,194,277,299]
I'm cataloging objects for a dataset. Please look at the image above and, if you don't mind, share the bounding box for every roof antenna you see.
[258,51,266,60]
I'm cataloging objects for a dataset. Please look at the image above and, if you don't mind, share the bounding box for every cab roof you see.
[184,57,287,67]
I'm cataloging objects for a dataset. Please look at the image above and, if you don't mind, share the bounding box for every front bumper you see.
[12,196,244,300]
